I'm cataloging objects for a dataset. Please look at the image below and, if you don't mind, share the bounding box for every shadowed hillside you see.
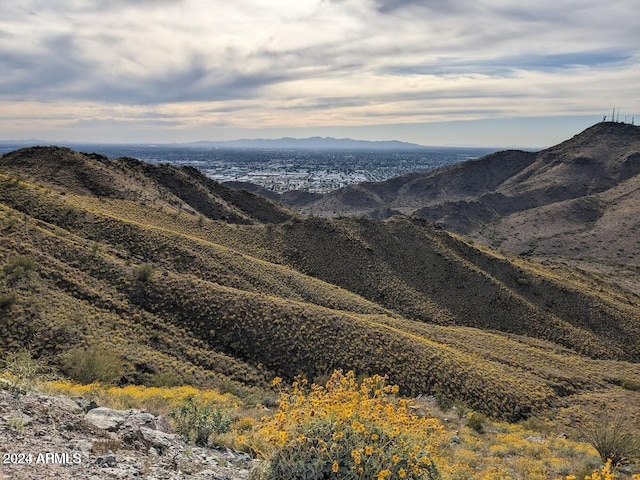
[0,146,295,225]
[291,123,640,282]
[1,146,639,425]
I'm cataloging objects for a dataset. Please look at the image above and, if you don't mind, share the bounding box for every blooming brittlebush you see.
[246,370,444,480]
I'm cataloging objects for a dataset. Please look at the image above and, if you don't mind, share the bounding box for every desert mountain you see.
[294,122,640,274]
[180,136,425,150]
[1,146,639,425]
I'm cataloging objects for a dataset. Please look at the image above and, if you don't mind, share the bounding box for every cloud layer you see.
[1,0,638,143]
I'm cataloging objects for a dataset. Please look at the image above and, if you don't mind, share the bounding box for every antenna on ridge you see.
[616,108,620,123]
[612,107,616,122]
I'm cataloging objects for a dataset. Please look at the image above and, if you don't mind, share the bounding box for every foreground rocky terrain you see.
[0,388,253,480]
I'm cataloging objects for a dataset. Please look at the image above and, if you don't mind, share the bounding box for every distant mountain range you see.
[0,136,428,150]
[178,136,427,150]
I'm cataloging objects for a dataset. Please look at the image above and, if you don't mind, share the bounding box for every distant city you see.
[0,143,498,194]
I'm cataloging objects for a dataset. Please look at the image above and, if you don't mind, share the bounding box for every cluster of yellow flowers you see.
[244,370,446,480]
[561,460,640,480]
[44,375,637,480]
[46,380,238,412]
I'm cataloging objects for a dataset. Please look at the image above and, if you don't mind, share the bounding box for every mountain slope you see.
[294,123,640,272]
[1,146,639,424]
[0,146,295,225]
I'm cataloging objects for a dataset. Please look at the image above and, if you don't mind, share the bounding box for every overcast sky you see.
[1,0,638,147]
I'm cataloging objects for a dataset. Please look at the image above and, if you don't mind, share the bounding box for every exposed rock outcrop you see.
[0,389,255,480]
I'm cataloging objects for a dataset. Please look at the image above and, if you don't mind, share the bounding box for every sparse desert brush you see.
[0,348,49,393]
[237,371,605,479]
[583,416,640,468]
[136,262,154,282]
[0,292,16,309]
[169,395,232,446]
[245,371,445,480]
[2,255,37,280]
[59,344,125,385]
[558,459,640,480]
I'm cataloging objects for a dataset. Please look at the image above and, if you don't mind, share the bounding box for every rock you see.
[74,396,99,413]
[19,412,33,425]
[95,453,117,467]
[0,389,254,479]
[53,395,85,414]
[155,414,173,433]
[128,411,157,429]
[85,407,126,432]
[526,435,544,443]
[116,421,145,446]
[139,426,178,454]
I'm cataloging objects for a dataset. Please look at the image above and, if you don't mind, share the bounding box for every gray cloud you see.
[373,0,461,14]
[0,0,638,143]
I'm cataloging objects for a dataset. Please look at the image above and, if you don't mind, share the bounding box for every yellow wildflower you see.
[377,469,392,480]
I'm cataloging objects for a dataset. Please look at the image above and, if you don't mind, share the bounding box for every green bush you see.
[249,372,443,480]
[584,416,640,466]
[3,255,37,280]
[467,413,486,433]
[60,345,125,385]
[251,419,441,480]
[169,396,232,446]
[136,263,154,282]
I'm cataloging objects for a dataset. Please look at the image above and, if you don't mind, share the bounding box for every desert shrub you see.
[1,349,48,393]
[3,255,37,280]
[235,416,258,432]
[467,412,487,433]
[584,416,640,467]
[611,378,640,392]
[0,292,17,309]
[136,263,154,282]
[149,371,184,387]
[169,396,232,446]
[618,379,640,391]
[247,371,444,480]
[60,345,125,385]
[565,459,640,480]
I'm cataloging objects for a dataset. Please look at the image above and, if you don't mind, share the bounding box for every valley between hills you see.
[1,122,639,479]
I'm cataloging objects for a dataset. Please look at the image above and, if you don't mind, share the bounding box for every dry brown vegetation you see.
[0,146,639,433]
[294,123,640,294]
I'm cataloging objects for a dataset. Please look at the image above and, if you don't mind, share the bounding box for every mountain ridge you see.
[178,136,427,150]
[289,122,640,275]
[1,142,639,426]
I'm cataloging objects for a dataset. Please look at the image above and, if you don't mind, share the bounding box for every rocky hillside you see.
[1,145,639,425]
[292,122,640,276]
[0,387,253,480]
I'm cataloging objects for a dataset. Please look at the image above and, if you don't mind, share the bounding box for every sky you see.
[1,0,639,148]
